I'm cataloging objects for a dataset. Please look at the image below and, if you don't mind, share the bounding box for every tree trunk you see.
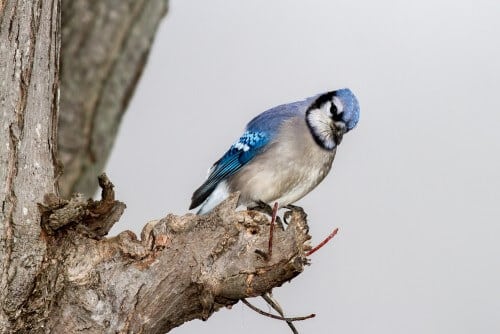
[0,1,312,333]
[0,0,60,330]
[58,0,169,198]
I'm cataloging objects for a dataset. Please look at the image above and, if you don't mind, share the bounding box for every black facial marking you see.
[307,91,335,112]
[305,90,343,151]
[307,126,331,150]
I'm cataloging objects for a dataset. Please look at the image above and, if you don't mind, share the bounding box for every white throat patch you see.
[306,105,336,150]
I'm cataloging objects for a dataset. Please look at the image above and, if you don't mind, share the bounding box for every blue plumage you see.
[335,88,360,130]
[246,98,313,133]
[190,89,360,213]
[189,131,270,209]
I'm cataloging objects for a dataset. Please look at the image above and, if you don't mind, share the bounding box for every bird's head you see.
[305,88,360,150]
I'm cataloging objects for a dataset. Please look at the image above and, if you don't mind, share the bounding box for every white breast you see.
[228,117,336,208]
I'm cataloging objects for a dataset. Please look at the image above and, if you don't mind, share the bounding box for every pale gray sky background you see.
[106,1,500,333]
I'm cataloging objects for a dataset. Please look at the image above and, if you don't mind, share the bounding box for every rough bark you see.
[0,0,60,330]
[30,187,311,333]
[58,0,169,198]
[0,1,314,333]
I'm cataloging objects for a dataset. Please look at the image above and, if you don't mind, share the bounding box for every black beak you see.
[333,122,346,145]
[334,131,344,145]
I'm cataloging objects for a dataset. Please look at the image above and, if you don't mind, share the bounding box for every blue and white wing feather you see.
[189,91,360,214]
[189,130,270,211]
[189,100,308,213]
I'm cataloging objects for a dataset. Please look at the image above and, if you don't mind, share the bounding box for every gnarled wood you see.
[27,183,312,333]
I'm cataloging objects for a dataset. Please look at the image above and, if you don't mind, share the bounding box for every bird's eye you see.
[330,103,338,116]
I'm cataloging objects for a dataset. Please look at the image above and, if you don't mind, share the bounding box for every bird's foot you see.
[249,201,283,228]
[285,204,305,213]
[283,204,305,225]
[249,201,273,215]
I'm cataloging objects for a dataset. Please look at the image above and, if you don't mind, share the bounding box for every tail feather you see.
[191,181,230,214]
[189,181,216,210]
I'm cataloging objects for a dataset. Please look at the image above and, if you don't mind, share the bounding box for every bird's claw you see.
[285,204,304,213]
[283,204,304,224]
[249,202,283,228]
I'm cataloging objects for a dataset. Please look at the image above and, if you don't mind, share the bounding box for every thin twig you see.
[268,202,278,259]
[306,227,339,256]
[262,293,299,334]
[241,298,316,322]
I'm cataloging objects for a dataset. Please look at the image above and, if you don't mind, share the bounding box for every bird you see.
[189,88,360,215]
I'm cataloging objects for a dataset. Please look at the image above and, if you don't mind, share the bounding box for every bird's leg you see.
[262,292,299,334]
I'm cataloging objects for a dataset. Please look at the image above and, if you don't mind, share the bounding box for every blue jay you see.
[190,89,360,214]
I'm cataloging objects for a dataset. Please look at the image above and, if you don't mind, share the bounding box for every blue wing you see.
[189,96,313,210]
[189,130,269,209]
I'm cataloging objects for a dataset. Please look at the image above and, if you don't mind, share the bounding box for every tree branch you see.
[1,2,316,332]
[58,0,169,198]
[24,177,312,333]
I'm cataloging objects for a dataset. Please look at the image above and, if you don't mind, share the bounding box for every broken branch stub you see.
[39,173,126,238]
